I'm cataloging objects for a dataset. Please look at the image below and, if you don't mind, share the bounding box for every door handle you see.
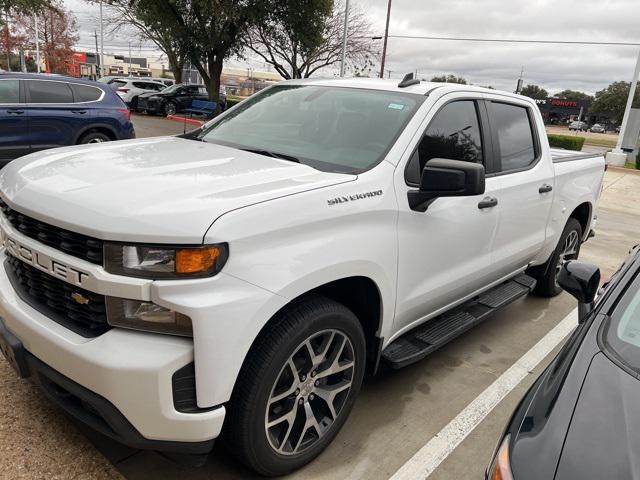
[71,110,87,114]
[538,184,553,194]
[6,109,24,114]
[478,197,498,209]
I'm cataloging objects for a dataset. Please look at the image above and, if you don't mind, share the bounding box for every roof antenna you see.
[398,72,420,88]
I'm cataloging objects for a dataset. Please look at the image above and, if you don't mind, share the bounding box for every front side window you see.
[0,80,19,104]
[28,80,73,103]
[604,271,640,373]
[491,102,536,172]
[406,100,483,184]
[198,85,425,174]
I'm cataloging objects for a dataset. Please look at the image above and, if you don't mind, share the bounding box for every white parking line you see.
[389,308,579,480]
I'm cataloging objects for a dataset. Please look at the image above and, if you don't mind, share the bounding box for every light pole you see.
[339,0,350,77]
[34,15,41,73]
[99,0,104,78]
[379,0,392,78]
[606,48,640,166]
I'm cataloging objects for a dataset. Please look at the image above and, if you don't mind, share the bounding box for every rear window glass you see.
[0,80,19,103]
[71,84,103,102]
[28,80,73,103]
[491,102,537,172]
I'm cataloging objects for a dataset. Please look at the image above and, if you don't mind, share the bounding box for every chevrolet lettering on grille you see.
[0,226,89,287]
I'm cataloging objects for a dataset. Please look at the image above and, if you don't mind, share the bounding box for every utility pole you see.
[99,0,104,78]
[34,15,40,73]
[339,0,350,77]
[606,48,640,166]
[379,0,392,78]
[94,30,100,79]
[128,41,132,76]
[4,11,10,72]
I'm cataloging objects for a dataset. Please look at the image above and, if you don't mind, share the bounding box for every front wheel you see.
[530,217,583,297]
[226,295,366,476]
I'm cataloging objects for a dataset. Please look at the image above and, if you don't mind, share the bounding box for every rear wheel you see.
[78,130,111,144]
[530,218,583,297]
[163,101,177,116]
[130,96,138,111]
[226,295,366,476]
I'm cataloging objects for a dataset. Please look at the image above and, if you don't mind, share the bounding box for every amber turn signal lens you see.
[489,436,513,480]
[176,246,221,274]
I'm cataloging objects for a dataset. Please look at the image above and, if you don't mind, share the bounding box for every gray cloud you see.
[64,0,640,94]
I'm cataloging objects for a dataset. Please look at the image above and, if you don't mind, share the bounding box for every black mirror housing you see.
[558,260,600,323]
[408,158,485,212]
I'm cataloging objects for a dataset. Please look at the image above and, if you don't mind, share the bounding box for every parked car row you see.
[568,120,613,133]
[0,72,135,164]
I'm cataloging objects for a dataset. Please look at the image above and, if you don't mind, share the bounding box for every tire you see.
[78,131,111,144]
[529,218,583,297]
[163,101,177,116]
[130,97,138,111]
[226,295,366,476]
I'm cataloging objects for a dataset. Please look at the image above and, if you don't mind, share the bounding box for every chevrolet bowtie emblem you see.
[71,292,90,305]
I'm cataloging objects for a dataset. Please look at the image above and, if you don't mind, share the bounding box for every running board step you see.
[382,274,536,369]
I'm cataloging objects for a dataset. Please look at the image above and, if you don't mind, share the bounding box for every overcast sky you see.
[65,0,640,95]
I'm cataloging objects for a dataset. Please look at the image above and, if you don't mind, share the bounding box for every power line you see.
[386,34,640,47]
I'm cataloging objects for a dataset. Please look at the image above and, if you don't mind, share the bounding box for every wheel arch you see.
[569,201,592,240]
[246,276,384,378]
[74,124,117,143]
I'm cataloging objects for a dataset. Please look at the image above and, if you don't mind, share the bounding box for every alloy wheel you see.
[555,229,580,282]
[265,329,355,456]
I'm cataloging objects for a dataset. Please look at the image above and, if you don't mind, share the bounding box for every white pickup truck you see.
[0,77,604,475]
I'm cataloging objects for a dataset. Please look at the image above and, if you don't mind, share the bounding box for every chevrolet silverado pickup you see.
[0,76,605,476]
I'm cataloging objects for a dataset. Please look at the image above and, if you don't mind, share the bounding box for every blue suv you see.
[0,73,135,165]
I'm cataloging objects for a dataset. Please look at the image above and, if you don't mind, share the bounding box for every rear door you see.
[24,79,81,151]
[484,97,554,278]
[0,78,29,162]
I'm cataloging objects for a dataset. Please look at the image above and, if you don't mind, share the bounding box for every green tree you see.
[99,0,188,83]
[121,0,265,105]
[247,0,377,79]
[554,89,593,103]
[0,0,52,13]
[590,81,640,123]
[431,74,467,84]
[519,84,548,100]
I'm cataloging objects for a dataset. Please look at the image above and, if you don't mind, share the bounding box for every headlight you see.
[106,297,193,336]
[104,243,228,279]
[487,435,514,480]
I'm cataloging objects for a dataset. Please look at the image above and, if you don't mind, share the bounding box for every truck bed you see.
[550,148,602,163]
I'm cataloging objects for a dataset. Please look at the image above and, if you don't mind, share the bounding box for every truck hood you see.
[0,137,354,244]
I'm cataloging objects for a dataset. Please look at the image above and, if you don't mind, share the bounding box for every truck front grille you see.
[0,198,103,265]
[5,255,110,338]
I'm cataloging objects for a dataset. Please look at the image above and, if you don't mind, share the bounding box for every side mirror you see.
[408,158,485,212]
[557,260,600,323]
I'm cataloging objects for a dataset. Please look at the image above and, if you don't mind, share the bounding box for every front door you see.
[394,97,501,333]
[0,79,29,162]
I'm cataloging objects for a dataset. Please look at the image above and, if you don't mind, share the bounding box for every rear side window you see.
[110,80,127,89]
[491,102,537,172]
[70,84,103,102]
[28,80,73,103]
[0,80,20,103]
[406,100,483,184]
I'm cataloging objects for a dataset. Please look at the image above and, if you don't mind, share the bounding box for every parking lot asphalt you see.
[0,115,638,480]
[132,112,200,138]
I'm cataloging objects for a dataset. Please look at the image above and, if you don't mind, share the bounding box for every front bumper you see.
[0,251,225,446]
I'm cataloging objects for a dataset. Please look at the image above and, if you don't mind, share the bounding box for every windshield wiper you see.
[240,148,301,163]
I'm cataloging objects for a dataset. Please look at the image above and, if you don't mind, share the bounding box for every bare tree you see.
[88,0,187,82]
[247,0,378,79]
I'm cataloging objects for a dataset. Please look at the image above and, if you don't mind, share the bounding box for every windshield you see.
[160,84,181,94]
[604,268,640,371]
[197,85,425,173]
